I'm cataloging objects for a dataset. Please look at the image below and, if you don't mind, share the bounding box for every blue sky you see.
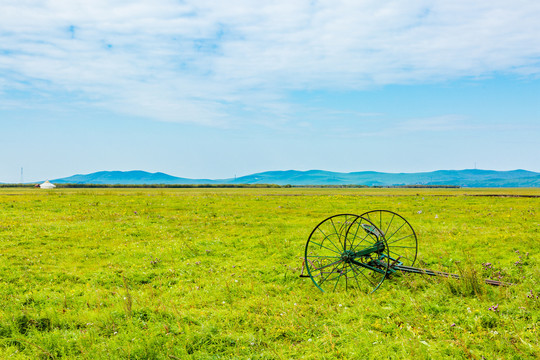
[1,0,539,183]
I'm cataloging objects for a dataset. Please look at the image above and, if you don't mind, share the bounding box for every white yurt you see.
[39,180,56,189]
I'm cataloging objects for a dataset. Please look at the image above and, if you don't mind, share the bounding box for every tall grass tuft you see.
[445,258,486,298]
[122,274,133,318]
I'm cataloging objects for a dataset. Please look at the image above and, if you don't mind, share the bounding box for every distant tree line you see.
[0,184,38,188]
[0,183,285,188]
[379,185,461,188]
[292,185,370,188]
[0,183,459,189]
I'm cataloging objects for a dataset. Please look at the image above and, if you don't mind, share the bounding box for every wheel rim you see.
[304,214,389,293]
[360,210,418,267]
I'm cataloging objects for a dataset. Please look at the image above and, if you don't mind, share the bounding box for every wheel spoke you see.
[387,233,414,245]
[384,213,395,236]
[351,231,376,253]
[351,263,377,287]
[348,219,378,252]
[308,240,341,255]
[385,221,407,242]
[330,218,341,239]
[345,216,362,250]
[332,267,345,292]
[312,259,343,272]
[306,255,341,259]
[319,263,346,287]
[316,228,343,253]
[365,212,375,228]
[331,218,350,247]
[318,267,340,286]
[349,263,363,289]
[324,264,354,287]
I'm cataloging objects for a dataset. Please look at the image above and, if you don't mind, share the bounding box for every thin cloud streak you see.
[1,0,539,125]
[322,114,514,139]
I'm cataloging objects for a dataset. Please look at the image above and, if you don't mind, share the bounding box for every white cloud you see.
[1,0,539,125]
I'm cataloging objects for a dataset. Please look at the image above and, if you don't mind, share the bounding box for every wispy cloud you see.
[1,0,539,125]
[394,115,469,133]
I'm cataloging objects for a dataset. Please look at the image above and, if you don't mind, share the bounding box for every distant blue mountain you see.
[48,169,540,187]
[52,170,213,185]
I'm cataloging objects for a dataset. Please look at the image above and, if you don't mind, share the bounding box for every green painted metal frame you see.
[303,210,511,293]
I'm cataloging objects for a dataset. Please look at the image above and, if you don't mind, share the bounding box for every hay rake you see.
[301,210,509,293]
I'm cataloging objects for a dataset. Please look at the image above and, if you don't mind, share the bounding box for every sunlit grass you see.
[0,188,538,358]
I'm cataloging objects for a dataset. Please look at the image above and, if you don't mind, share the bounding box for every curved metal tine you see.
[344,215,361,250]
[348,263,363,289]
[349,219,379,253]
[351,261,387,293]
[315,230,342,254]
[335,214,358,248]
[318,262,349,289]
[332,265,348,292]
[350,263,377,287]
[330,217,349,241]
[311,259,343,272]
[317,220,346,253]
[304,257,319,273]
[327,264,355,290]
[316,263,341,285]
[332,263,362,292]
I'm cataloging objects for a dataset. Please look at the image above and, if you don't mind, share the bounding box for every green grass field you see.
[0,188,538,359]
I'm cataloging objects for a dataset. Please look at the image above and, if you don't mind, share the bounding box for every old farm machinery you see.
[302,210,509,293]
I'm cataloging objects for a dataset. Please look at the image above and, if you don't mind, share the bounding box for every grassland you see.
[0,187,538,359]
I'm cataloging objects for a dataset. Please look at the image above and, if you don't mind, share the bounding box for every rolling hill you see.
[47,169,540,187]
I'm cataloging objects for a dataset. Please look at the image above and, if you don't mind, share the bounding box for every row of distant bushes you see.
[376,185,460,188]
[0,183,459,188]
[0,183,284,188]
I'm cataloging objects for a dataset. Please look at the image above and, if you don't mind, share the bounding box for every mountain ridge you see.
[45,169,540,187]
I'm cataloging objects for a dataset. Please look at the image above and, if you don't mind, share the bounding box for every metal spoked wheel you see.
[360,210,418,267]
[304,214,390,294]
